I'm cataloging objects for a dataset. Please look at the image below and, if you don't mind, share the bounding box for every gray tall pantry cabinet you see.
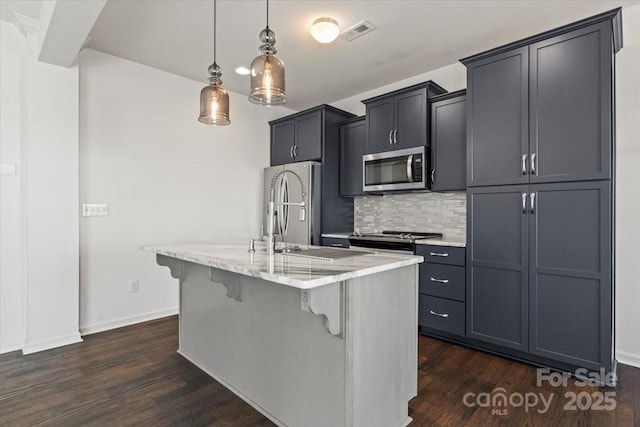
[462,9,621,381]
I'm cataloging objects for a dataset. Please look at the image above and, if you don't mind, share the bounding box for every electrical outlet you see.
[82,204,109,217]
[129,279,139,293]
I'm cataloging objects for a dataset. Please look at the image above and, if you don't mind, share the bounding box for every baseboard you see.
[22,332,83,355]
[80,307,178,336]
[0,342,23,355]
[616,351,640,368]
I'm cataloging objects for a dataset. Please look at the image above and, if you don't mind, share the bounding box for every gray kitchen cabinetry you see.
[417,245,467,339]
[269,105,357,235]
[430,90,467,191]
[270,105,354,166]
[339,117,367,197]
[464,12,618,187]
[321,237,350,248]
[362,81,447,155]
[466,186,529,352]
[461,9,621,380]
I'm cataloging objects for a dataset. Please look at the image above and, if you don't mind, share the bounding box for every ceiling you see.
[3,1,639,110]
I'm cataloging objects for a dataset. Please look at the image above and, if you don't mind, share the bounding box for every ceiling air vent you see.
[341,21,375,41]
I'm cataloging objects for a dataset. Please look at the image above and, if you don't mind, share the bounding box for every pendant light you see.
[199,0,230,125]
[249,0,286,106]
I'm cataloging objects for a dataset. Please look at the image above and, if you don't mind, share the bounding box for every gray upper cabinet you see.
[270,105,354,166]
[467,186,529,351]
[528,181,611,370]
[430,90,467,191]
[294,110,323,162]
[271,121,295,166]
[529,23,612,183]
[362,81,447,155]
[465,47,529,187]
[339,117,367,197]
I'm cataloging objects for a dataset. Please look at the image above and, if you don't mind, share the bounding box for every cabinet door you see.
[339,120,366,196]
[294,110,322,162]
[467,186,529,351]
[529,23,612,183]
[529,181,611,370]
[394,88,427,150]
[467,47,529,187]
[431,94,466,191]
[365,98,394,154]
[271,120,295,166]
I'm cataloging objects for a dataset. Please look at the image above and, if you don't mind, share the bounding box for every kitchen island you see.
[142,242,423,427]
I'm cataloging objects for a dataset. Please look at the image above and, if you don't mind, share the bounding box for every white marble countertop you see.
[415,237,466,247]
[141,241,423,290]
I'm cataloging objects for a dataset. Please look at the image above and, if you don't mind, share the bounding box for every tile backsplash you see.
[354,192,467,240]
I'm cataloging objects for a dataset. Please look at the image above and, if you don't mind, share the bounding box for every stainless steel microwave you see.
[363,146,426,192]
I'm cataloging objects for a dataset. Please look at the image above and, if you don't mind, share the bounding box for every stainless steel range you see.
[348,231,443,254]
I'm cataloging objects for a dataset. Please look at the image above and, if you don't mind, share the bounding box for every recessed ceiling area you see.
[3,1,639,110]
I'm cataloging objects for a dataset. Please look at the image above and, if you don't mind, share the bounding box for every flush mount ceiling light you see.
[249,0,286,106]
[235,66,251,75]
[198,0,230,126]
[311,17,339,44]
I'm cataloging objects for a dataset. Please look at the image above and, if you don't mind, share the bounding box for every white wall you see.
[0,21,82,354]
[614,4,640,368]
[78,49,292,334]
[332,5,640,368]
[0,21,25,353]
[331,62,467,116]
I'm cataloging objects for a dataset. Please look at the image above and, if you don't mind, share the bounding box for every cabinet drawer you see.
[416,245,465,266]
[321,237,350,248]
[419,263,465,301]
[419,295,465,336]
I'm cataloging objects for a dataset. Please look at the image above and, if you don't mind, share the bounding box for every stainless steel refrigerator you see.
[263,161,321,246]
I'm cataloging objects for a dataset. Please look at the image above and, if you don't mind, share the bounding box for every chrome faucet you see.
[267,169,306,255]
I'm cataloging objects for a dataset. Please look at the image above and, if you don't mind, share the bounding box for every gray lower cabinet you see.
[467,181,613,371]
[417,245,466,338]
[466,186,529,351]
[321,237,350,248]
[528,181,612,370]
[339,117,366,197]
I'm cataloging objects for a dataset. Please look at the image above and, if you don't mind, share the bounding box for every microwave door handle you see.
[406,155,414,182]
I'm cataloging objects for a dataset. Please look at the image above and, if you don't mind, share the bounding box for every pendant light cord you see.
[213,0,217,63]
[266,0,269,30]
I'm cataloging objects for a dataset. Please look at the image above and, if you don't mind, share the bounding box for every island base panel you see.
[177,262,417,427]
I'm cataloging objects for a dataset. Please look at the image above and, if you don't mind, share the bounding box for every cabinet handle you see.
[293,145,298,157]
[429,310,449,318]
[521,154,528,175]
[389,130,393,145]
[530,153,537,175]
[530,192,536,214]
[393,129,398,144]
[290,146,294,158]
[431,169,435,184]
[429,252,449,257]
[331,243,344,247]
[430,277,449,284]
[522,193,528,214]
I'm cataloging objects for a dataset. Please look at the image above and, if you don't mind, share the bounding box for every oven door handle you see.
[407,155,414,183]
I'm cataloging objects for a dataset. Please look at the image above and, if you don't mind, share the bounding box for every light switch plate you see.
[0,162,17,176]
[82,204,109,217]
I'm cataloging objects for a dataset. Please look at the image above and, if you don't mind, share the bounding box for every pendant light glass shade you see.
[198,0,230,125]
[249,1,286,106]
[199,64,230,125]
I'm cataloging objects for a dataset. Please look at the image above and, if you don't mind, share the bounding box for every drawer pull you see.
[429,310,449,318]
[429,252,449,257]
[430,277,449,284]
[331,243,344,247]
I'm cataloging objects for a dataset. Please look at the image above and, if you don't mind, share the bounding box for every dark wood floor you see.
[0,316,637,426]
